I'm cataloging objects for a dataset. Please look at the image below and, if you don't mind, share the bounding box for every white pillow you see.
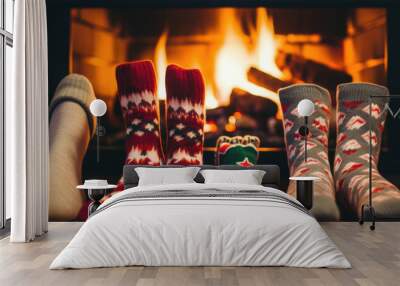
[200,169,266,185]
[135,167,201,186]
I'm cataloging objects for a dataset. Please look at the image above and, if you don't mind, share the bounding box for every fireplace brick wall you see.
[70,9,129,107]
[344,8,386,85]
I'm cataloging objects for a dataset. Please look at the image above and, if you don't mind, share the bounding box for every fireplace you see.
[46,1,400,190]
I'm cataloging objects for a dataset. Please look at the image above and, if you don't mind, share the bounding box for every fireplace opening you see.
[66,7,387,182]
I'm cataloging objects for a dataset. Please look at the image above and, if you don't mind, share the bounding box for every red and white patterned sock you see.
[116,60,164,166]
[107,60,165,196]
[165,64,205,165]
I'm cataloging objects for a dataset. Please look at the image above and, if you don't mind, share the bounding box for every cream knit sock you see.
[49,74,96,221]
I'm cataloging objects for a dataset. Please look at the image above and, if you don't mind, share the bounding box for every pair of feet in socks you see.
[114,60,206,190]
[280,83,400,220]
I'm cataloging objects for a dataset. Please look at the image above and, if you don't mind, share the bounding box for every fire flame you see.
[215,8,283,112]
[205,85,219,109]
[254,8,283,78]
[155,31,168,100]
[154,8,283,116]
[155,30,218,109]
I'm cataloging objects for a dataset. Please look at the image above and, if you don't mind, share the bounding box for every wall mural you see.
[47,7,400,222]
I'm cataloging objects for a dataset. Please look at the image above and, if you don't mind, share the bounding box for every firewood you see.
[247,67,293,92]
[275,50,352,92]
[230,88,278,118]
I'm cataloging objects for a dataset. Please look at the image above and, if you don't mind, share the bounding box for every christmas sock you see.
[279,84,340,220]
[49,74,96,221]
[334,83,400,219]
[215,135,260,166]
[165,64,205,165]
[116,60,164,165]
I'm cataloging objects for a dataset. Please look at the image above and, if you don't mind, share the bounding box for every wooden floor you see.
[0,222,399,286]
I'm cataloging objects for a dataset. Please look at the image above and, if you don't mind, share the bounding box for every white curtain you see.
[9,0,49,242]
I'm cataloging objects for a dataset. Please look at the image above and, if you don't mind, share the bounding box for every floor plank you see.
[0,222,399,286]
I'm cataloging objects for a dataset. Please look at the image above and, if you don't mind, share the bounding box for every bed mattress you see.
[50,183,350,269]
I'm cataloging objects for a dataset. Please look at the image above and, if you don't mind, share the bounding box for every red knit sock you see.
[116,60,164,165]
[165,64,205,165]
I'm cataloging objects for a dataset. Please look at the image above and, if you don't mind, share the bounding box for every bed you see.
[50,165,350,269]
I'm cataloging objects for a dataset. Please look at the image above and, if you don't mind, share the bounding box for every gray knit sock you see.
[334,82,400,219]
[279,84,340,220]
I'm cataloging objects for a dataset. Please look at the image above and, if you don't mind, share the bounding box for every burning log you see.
[275,50,352,92]
[230,88,278,118]
[247,67,294,92]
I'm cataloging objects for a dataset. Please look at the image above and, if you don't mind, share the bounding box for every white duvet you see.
[50,183,350,269]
